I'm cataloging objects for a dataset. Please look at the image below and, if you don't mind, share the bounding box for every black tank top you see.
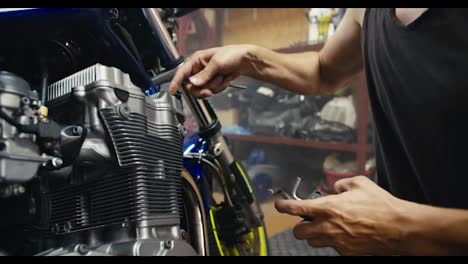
[362,8,468,208]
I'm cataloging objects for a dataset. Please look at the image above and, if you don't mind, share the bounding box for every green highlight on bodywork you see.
[210,206,268,256]
[209,207,224,256]
[257,226,268,256]
[235,162,253,194]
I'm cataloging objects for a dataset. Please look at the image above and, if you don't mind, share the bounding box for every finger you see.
[274,198,330,218]
[206,73,240,95]
[292,220,332,240]
[191,72,237,97]
[198,89,214,99]
[189,61,219,87]
[306,238,334,249]
[185,81,205,96]
[334,177,354,193]
[221,72,240,88]
[188,87,214,98]
[169,59,195,95]
[203,75,224,94]
[334,175,370,193]
[334,247,357,256]
[169,48,218,94]
[193,47,220,71]
[186,85,214,99]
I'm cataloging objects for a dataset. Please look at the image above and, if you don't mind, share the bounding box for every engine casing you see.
[30,64,194,255]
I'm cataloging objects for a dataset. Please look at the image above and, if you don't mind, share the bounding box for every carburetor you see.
[0,71,44,184]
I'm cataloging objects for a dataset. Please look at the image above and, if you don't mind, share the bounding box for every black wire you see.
[114,23,145,66]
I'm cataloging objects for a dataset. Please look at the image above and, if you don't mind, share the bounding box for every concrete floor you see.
[260,200,302,237]
[260,200,339,256]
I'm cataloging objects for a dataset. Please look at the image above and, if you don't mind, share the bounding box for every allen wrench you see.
[269,177,323,221]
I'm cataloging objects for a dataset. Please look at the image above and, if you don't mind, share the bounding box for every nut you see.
[117,104,131,120]
[76,244,89,255]
[51,158,63,168]
[72,126,83,136]
[21,97,30,105]
[163,240,173,249]
[180,230,188,241]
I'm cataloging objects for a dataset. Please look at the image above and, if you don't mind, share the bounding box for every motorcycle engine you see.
[0,8,202,256]
[0,63,195,256]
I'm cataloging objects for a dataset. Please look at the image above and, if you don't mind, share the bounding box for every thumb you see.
[189,61,219,87]
[334,177,355,193]
[274,198,330,218]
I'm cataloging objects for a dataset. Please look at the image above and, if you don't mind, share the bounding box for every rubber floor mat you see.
[268,229,340,256]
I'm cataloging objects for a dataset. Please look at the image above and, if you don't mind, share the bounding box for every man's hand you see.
[168,9,366,99]
[275,176,411,256]
[168,44,255,98]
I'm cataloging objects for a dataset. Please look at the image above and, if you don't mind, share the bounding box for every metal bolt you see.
[117,104,131,120]
[14,185,25,195]
[64,221,72,232]
[72,126,83,136]
[122,105,130,114]
[180,230,188,241]
[0,184,25,198]
[21,97,30,105]
[178,124,187,137]
[213,143,223,156]
[163,240,173,249]
[76,244,89,255]
[51,158,63,168]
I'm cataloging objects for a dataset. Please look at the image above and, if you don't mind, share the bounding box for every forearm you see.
[398,200,468,255]
[241,45,334,96]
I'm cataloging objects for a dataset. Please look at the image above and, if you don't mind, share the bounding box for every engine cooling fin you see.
[46,107,184,235]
